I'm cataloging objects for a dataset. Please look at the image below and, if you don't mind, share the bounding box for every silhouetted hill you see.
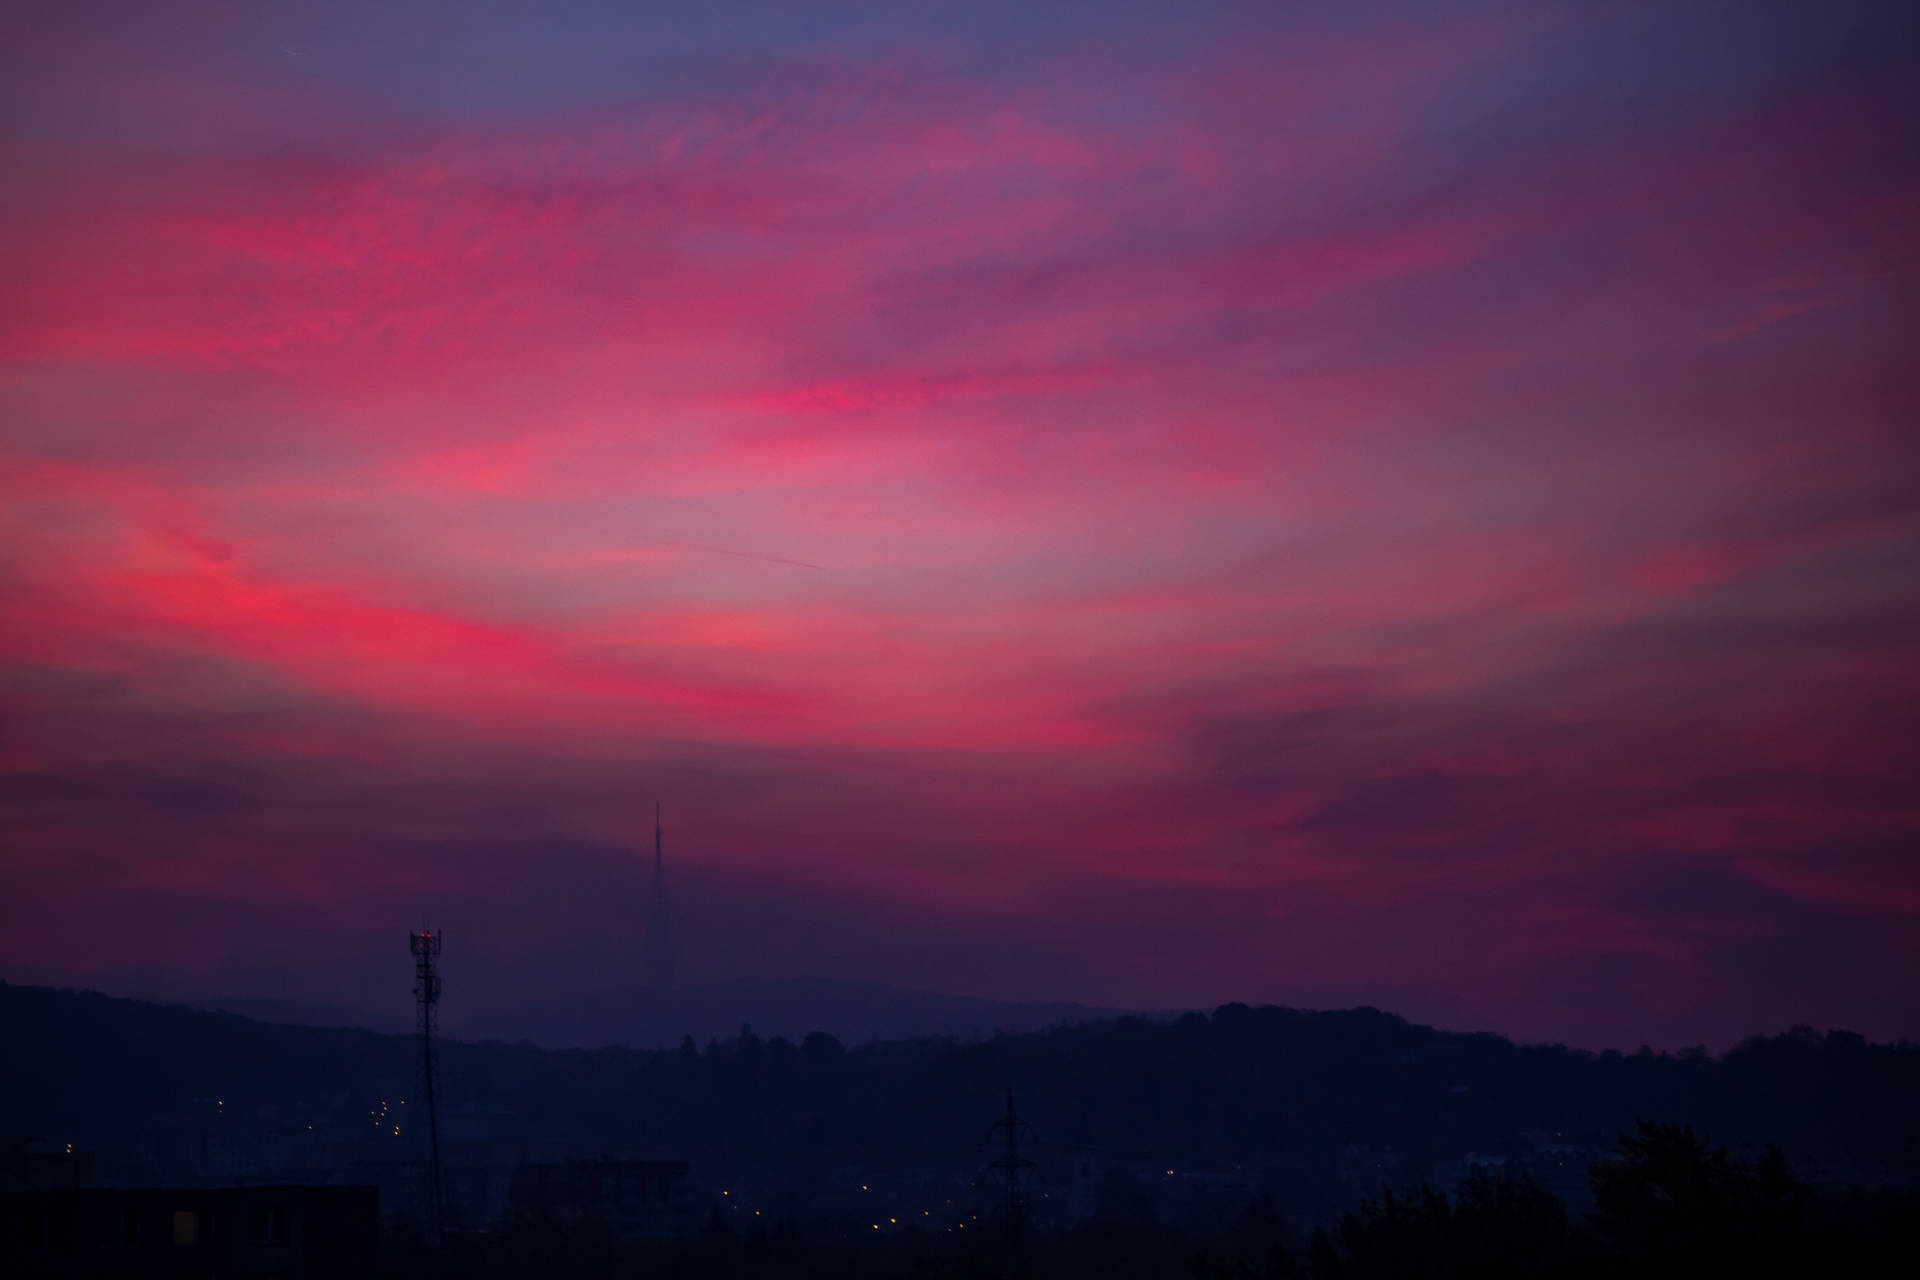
[452,976,1141,1049]
[192,994,412,1035]
[4,980,1915,1221]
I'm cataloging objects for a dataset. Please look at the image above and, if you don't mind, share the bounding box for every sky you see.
[1,0,1916,1052]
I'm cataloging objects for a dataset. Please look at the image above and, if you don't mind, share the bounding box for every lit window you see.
[172,1209,214,1245]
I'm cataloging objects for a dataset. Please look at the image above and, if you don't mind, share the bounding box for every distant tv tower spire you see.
[644,801,675,989]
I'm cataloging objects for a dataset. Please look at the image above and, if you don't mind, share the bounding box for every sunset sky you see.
[2,0,1915,1051]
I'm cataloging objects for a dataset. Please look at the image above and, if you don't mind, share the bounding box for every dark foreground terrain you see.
[4,980,1917,1276]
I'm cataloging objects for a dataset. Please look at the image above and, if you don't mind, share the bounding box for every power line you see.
[989,1086,1037,1276]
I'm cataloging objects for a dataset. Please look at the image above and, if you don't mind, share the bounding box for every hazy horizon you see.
[4,965,1896,1058]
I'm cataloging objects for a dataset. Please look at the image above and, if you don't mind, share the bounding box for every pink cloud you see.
[1,3,1916,1047]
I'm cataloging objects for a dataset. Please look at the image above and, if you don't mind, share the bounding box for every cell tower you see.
[409,928,444,1246]
[644,801,675,989]
[989,1086,1036,1275]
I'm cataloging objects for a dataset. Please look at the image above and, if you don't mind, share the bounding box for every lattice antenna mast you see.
[989,1086,1037,1271]
[409,928,444,1246]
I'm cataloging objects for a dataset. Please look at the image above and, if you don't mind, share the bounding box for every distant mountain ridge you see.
[114,977,1150,1050]
[450,976,1153,1049]
[190,994,412,1036]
